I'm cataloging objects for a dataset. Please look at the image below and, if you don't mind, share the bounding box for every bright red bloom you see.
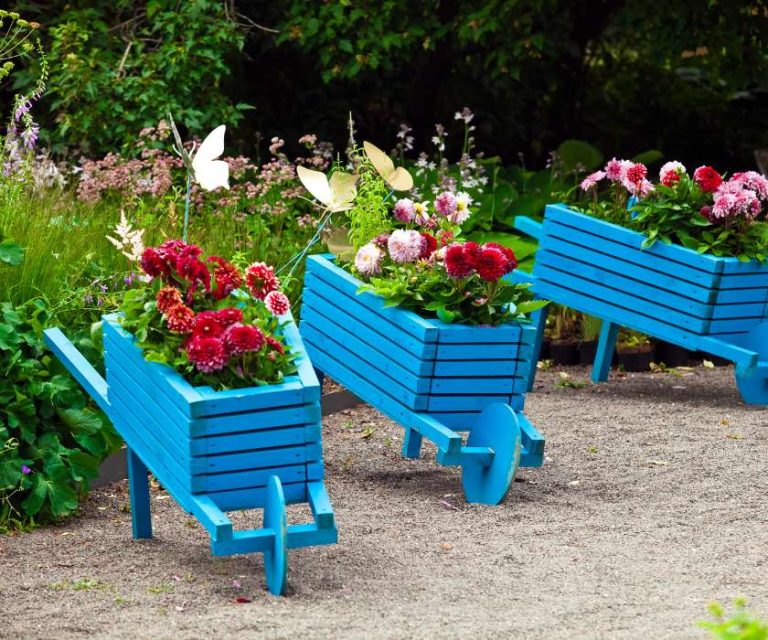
[245,262,280,300]
[264,291,290,316]
[444,244,475,278]
[437,230,454,248]
[484,242,518,271]
[266,336,285,355]
[140,247,167,278]
[186,336,228,373]
[216,308,243,327]
[193,310,224,338]
[462,241,483,267]
[625,163,647,185]
[156,286,183,313]
[694,166,723,193]
[475,246,509,281]
[224,323,265,355]
[419,233,438,259]
[165,304,195,334]
[209,256,242,300]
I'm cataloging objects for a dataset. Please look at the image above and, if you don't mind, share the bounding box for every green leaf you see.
[436,308,457,323]
[58,408,103,435]
[631,150,664,166]
[556,139,603,173]
[0,240,24,266]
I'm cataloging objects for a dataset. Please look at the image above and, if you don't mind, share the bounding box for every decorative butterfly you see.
[297,166,357,212]
[168,114,229,191]
[363,141,413,191]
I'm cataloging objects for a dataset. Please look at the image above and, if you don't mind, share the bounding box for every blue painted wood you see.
[592,321,619,383]
[45,313,337,595]
[263,475,288,596]
[515,203,768,405]
[126,447,152,539]
[301,254,546,503]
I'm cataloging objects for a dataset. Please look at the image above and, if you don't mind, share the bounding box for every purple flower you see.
[21,465,32,475]
[20,125,39,150]
[14,100,32,122]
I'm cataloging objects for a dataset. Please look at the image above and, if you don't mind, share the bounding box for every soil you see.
[1,365,767,639]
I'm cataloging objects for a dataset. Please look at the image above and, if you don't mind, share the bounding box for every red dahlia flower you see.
[475,246,509,282]
[625,163,647,186]
[224,323,265,355]
[484,243,518,272]
[216,307,243,327]
[245,262,280,300]
[445,244,475,278]
[209,256,242,300]
[186,336,228,373]
[419,233,438,259]
[140,247,167,278]
[693,166,723,193]
[193,311,224,338]
[165,304,195,334]
[266,336,285,355]
[156,286,183,313]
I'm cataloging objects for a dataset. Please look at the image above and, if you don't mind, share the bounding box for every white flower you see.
[106,211,145,262]
[354,243,384,276]
[448,192,473,224]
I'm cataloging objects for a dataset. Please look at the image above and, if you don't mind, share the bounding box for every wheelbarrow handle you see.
[514,215,544,240]
[44,327,111,415]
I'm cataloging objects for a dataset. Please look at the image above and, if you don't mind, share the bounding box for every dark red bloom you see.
[462,241,483,268]
[209,256,242,300]
[186,336,228,373]
[140,247,167,278]
[371,233,390,249]
[245,262,280,300]
[266,336,285,355]
[444,244,475,278]
[224,323,265,355]
[419,233,437,259]
[193,310,224,338]
[165,304,195,334]
[484,242,518,272]
[216,308,243,327]
[156,286,183,313]
[694,166,723,193]
[625,163,647,185]
[475,247,509,282]
[437,230,454,248]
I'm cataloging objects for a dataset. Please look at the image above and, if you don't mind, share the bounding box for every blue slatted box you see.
[300,254,538,438]
[532,204,768,349]
[101,313,324,513]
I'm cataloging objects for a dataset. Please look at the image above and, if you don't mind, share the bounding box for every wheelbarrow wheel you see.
[263,475,288,596]
[461,403,522,505]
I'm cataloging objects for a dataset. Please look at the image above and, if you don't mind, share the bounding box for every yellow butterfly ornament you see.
[363,141,413,192]
[296,166,357,212]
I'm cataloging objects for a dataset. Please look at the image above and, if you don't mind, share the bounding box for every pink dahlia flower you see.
[355,243,384,276]
[224,323,265,354]
[264,291,291,316]
[393,198,416,223]
[580,170,605,191]
[387,229,425,263]
[187,336,228,373]
[434,191,458,217]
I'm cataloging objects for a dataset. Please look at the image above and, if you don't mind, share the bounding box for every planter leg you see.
[402,427,423,459]
[127,447,152,539]
[526,304,550,392]
[592,321,619,383]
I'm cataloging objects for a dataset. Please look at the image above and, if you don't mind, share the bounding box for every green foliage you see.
[556,140,603,174]
[345,156,391,252]
[700,599,768,640]
[0,299,120,527]
[361,262,547,326]
[25,1,246,153]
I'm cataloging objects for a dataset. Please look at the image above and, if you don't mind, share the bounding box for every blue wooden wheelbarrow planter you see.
[513,203,768,405]
[43,313,337,595]
[299,254,545,505]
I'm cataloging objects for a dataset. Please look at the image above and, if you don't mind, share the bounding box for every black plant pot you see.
[578,340,598,366]
[550,339,580,365]
[617,346,655,372]
[695,351,731,367]
[654,341,692,368]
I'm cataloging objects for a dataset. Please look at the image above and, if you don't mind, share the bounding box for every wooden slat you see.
[427,394,516,412]
[429,376,527,395]
[191,425,321,456]
[208,480,308,512]
[435,342,531,360]
[306,254,439,341]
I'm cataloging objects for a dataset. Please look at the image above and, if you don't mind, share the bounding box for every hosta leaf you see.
[0,240,24,266]
[58,408,103,435]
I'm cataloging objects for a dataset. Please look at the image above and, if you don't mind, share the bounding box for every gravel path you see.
[1,365,766,639]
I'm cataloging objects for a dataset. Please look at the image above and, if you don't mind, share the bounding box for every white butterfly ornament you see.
[191,124,230,191]
[296,166,357,212]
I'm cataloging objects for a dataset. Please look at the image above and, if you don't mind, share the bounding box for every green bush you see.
[700,599,768,640]
[0,299,121,529]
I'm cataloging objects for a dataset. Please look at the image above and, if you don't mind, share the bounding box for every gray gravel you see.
[1,365,767,639]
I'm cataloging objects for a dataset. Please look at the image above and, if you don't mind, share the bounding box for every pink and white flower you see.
[413,201,432,226]
[264,290,290,316]
[434,191,458,217]
[580,170,605,191]
[387,229,425,263]
[448,192,472,224]
[659,161,686,187]
[393,198,416,223]
[355,243,384,276]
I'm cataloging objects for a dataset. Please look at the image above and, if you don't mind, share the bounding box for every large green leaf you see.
[58,408,103,435]
[556,140,604,173]
[466,231,538,260]
[632,149,664,166]
[0,241,24,267]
